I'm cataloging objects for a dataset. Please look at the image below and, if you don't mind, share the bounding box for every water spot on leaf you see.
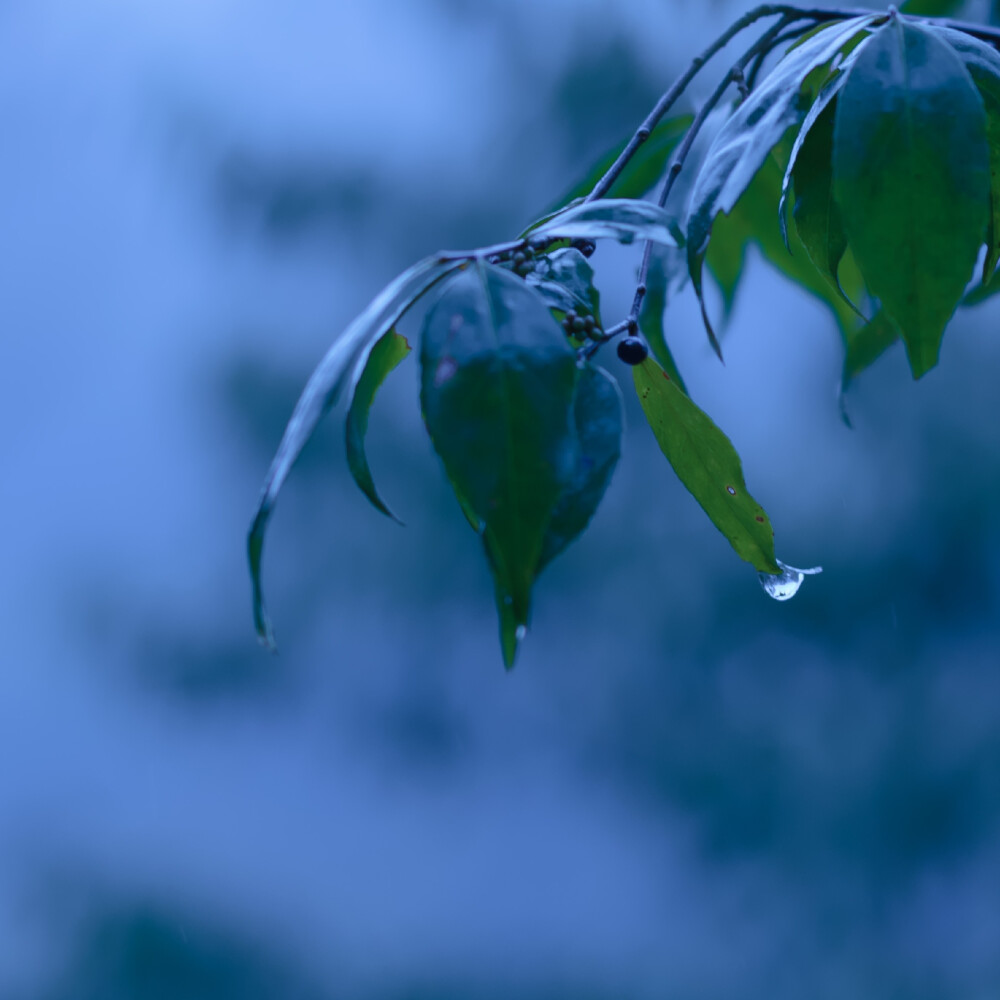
[758,560,823,601]
[434,357,457,387]
[515,625,527,642]
[726,485,736,495]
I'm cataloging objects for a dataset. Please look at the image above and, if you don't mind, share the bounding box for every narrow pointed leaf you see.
[525,247,602,322]
[833,19,989,378]
[249,255,464,649]
[531,199,682,247]
[539,364,623,570]
[344,329,411,523]
[790,96,858,314]
[633,357,780,574]
[687,15,876,260]
[639,243,688,391]
[420,261,579,668]
[937,28,1000,282]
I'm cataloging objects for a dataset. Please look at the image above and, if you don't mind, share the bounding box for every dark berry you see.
[572,316,587,334]
[583,315,595,332]
[617,336,648,365]
[513,251,527,266]
[573,238,596,258]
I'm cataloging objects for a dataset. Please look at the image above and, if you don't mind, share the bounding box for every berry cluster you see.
[562,309,601,341]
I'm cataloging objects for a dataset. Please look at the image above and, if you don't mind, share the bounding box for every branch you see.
[627,13,795,329]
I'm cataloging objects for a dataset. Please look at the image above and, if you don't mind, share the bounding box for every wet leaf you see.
[937,28,1000,282]
[633,357,781,574]
[419,260,579,668]
[833,18,989,378]
[249,254,463,649]
[344,328,411,523]
[539,364,623,570]
[687,15,876,261]
[531,198,682,247]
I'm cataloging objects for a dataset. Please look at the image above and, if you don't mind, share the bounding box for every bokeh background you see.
[3,0,1000,997]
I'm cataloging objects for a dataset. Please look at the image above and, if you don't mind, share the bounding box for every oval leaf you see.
[419,261,579,668]
[531,199,682,247]
[248,255,464,649]
[344,328,411,523]
[833,18,990,378]
[633,357,780,574]
[539,364,623,571]
[937,27,1000,282]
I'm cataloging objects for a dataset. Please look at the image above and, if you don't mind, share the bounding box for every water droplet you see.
[758,560,822,601]
[727,485,736,495]
[515,625,527,642]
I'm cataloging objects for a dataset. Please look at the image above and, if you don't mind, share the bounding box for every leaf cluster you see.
[249,8,1000,667]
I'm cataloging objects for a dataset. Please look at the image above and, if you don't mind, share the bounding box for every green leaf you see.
[249,254,464,649]
[789,94,858,314]
[539,364,623,571]
[530,198,682,247]
[525,247,602,323]
[833,18,990,378]
[633,357,781,574]
[900,0,963,14]
[344,328,411,523]
[843,310,899,383]
[687,15,876,259]
[538,365,624,572]
[686,16,875,351]
[638,243,688,391]
[555,114,694,206]
[936,28,1000,282]
[419,260,579,668]
[703,145,864,338]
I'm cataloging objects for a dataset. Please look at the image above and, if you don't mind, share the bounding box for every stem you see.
[629,13,794,326]
[584,4,792,204]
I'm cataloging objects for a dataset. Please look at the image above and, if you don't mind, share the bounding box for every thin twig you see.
[628,13,794,327]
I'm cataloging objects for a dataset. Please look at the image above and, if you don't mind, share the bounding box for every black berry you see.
[617,336,648,365]
[573,238,597,258]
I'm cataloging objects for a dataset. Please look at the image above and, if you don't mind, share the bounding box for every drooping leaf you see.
[638,242,688,391]
[843,310,899,383]
[789,95,859,314]
[539,364,623,570]
[344,328,411,523]
[704,145,864,338]
[838,310,901,425]
[419,260,579,668]
[936,28,1000,282]
[686,15,876,350]
[249,254,464,649]
[525,247,602,323]
[633,357,781,574]
[530,198,682,247]
[687,15,876,258]
[833,18,990,378]
[555,114,694,206]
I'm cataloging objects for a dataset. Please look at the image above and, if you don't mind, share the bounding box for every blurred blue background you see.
[3,1,1000,996]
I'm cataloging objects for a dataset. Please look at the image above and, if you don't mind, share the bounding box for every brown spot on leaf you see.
[755,515,765,523]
